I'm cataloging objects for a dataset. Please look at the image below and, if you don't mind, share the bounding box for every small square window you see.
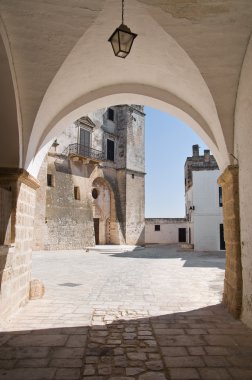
[74,186,80,200]
[108,108,114,121]
[155,225,160,231]
[47,174,54,187]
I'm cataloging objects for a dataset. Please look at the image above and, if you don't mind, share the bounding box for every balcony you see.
[67,143,104,164]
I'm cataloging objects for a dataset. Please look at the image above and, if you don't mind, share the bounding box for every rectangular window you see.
[219,187,223,207]
[47,174,54,187]
[79,128,91,147]
[108,108,114,121]
[154,225,160,231]
[107,139,115,161]
[74,186,80,200]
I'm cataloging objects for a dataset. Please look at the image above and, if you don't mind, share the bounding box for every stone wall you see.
[126,172,145,245]
[118,105,145,245]
[218,165,242,318]
[45,156,95,250]
[33,105,146,249]
[126,106,145,173]
[0,169,39,323]
[103,169,126,245]
[92,177,111,245]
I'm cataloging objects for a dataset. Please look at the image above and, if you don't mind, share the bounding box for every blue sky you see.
[144,106,208,218]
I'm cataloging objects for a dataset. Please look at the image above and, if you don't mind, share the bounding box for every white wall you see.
[145,219,188,244]
[191,170,223,251]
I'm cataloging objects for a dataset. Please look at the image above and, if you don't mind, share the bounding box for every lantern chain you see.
[122,0,124,24]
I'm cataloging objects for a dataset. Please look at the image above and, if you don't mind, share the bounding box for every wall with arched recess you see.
[25,0,230,178]
[91,173,125,245]
[0,21,21,167]
[92,177,111,245]
[234,35,252,329]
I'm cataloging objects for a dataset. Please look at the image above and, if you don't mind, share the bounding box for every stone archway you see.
[0,22,21,168]
[1,0,250,327]
[24,0,230,177]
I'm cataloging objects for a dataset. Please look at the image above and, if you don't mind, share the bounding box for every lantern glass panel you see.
[117,50,128,58]
[110,30,120,55]
[118,30,134,53]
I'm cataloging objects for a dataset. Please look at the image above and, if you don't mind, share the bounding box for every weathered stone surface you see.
[29,279,45,300]
[218,165,242,318]
[0,169,38,322]
[139,372,167,380]
[33,106,145,250]
[126,367,144,376]
[127,352,147,361]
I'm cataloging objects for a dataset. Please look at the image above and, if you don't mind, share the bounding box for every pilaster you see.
[218,165,242,318]
[0,168,40,321]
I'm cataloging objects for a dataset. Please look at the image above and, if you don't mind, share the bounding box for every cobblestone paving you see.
[1,245,252,379]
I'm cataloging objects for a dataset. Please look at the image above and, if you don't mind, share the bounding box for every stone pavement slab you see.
[0,245,252,379]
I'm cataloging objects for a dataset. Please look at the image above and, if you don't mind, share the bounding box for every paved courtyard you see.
[1,245,252,379]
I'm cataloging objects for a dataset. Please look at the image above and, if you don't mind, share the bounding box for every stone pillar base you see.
[29,279,45,300]
[218,165,242,318]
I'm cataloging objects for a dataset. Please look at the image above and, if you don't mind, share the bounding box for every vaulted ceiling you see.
[0,0,252,173]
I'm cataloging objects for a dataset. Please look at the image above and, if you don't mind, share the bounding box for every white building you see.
[145,218,188,245]
[145,145,224,251]
[185,145,224,251]
[186,170,224,251]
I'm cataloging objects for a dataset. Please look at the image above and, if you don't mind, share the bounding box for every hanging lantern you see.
[108,0,137,58]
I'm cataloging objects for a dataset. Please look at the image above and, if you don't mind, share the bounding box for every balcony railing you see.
[67,143,104,162]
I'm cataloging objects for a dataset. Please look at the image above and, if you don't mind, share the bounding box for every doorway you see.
[178,228,187,243]
[93,218,99,245]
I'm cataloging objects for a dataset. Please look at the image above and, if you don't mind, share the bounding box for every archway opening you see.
[31,104,226,311]
[26,104,227,339]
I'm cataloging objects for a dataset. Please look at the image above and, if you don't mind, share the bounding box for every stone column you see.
[0,168,39,322]
[218,165,242,318]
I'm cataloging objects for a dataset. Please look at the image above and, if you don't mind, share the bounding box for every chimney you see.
[204,149,210,162]
[192,144,199,157]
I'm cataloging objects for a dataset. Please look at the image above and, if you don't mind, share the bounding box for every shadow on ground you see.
[0,304,252,380]
[100,246,226,270]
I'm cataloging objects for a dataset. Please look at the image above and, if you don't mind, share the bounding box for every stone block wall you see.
[126,107,145,173]
[126,172,145,245]
[0,169,38,323]
[218,165,242,318]
[101,169,126,245]
[32,105,146,250]
[44,157,95,250]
